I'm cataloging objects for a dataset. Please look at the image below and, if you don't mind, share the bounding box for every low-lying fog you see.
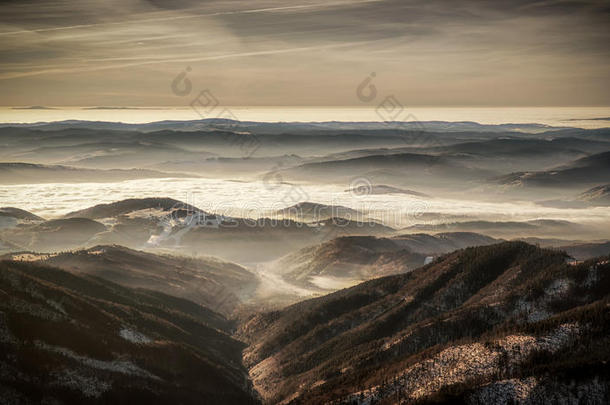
[3,177,610,227]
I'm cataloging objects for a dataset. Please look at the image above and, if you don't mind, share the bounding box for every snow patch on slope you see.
[119,328,152,344]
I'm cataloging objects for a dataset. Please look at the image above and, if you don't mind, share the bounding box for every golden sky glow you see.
[1,0,609,107]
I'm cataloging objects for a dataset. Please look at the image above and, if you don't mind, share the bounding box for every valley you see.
[2,0,610,401]
[1,119,609,404]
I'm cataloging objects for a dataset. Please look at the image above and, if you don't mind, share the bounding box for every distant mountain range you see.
[0,118,608,403]
[406,219,606,240]
[345,184,430,197]
[538,183,610,208]
[1,122,608,202]
[0,162,194,184]
[1,197,607,262]
[282,152,496,190]
[496,151,610,189]
[0,199,397,262]
[0,118,576,134]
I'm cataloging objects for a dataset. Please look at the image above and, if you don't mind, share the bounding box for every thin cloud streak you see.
[0,40,376,80]
[0,0,608,106]
[0,0,382,37]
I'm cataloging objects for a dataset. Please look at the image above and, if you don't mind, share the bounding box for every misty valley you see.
[0,118,609,404]
[3,0,610,401]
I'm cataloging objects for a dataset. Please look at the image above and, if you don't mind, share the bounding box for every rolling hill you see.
[283,153,495,189]
[0,218,107,252]
[62,197,205,219]
[496,151,610,189]
[2,245,258,316]
[0,207,44,230]
[0,207,44,222]
[274,233,500,290]
[275,236,426,289]
[1,198,398,263]
[272,202,363,222]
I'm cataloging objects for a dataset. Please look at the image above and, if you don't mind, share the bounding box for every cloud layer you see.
[1,0,608,106]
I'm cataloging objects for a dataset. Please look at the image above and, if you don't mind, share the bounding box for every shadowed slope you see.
[0,260,259,404]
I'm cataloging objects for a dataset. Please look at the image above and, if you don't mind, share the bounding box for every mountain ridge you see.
[238,242,610,404]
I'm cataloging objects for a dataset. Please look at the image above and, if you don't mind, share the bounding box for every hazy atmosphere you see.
[1,0,609,106]
[1,1,610,404]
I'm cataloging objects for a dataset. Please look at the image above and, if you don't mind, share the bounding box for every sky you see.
[0,0,609,107]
